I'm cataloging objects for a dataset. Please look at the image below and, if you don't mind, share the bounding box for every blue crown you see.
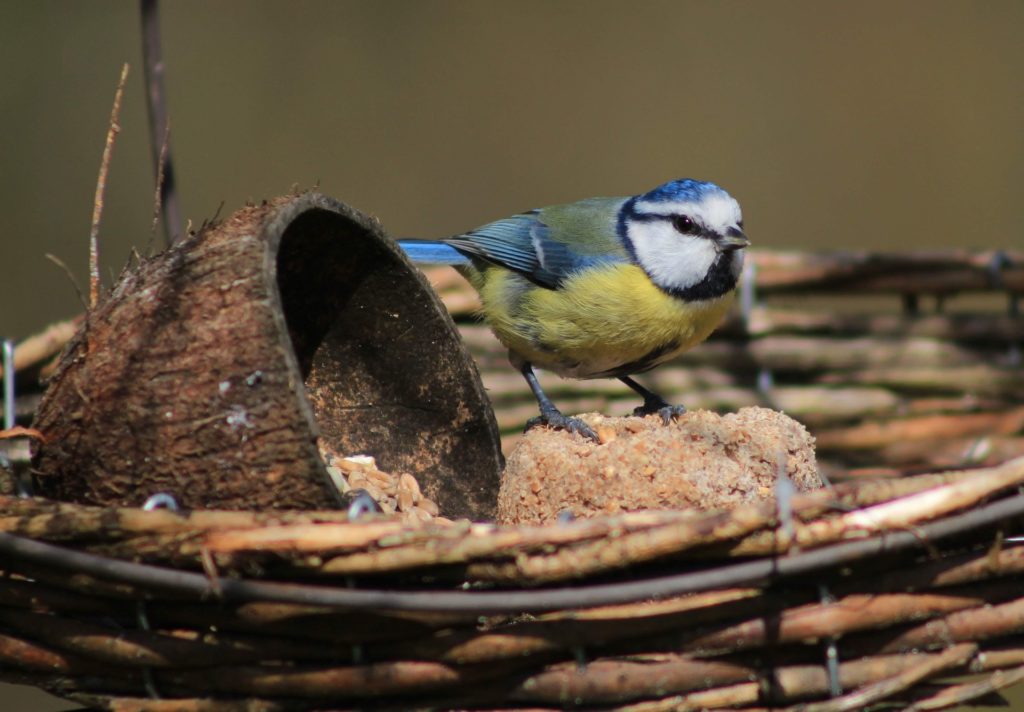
[639,179,728,204]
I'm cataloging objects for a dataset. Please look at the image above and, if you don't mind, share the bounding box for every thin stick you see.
[89,63,129,310]
[64,694,292,712]
[0,494,1021,614]
[6,318,82,375]
[149,122,170,249]
[781,643,978,712]
[906,664,1024,711]
[43,254,87,311]
[752,249,1024,294]
[141,0,182,247]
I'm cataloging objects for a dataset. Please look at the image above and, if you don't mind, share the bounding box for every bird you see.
[398,178,749,441]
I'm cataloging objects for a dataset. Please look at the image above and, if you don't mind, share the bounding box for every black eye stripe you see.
[624,204,719,239]
[630,213,716,239]
[628,212,704,227]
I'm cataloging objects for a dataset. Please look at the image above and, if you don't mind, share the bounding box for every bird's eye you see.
[672,215,699,235]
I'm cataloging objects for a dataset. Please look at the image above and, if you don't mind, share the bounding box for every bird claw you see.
[633,402,686,425]
[525,412,600,442]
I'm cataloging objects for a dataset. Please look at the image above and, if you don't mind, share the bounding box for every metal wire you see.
[135,600,161,699]
[818,583,843,697]
[142,493,180,512]
[2,339,14,430]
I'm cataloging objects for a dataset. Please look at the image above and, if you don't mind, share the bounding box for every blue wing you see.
[444,205,628,289]
[397,240,470,266]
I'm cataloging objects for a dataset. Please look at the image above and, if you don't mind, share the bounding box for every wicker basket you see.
[1,246,1022,711]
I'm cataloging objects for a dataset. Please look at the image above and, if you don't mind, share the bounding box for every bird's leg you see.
[521,363,599,441]
[619,376,686,424]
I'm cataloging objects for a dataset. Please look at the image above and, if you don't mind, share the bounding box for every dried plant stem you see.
[502,646,985,708]
[42,254,87,312]
[0,671,134,701]
[89,63,129,310]
[817,408,1024,451]
[675,585,1017,657]
[0,461,1020,581]
[4,571,1018,672]
[0,607,341,669]
[1,493,1021,617]
[779,643,977,712]
[614,684,767,712]
[0,631,103,676]
[0,575,452,645]
[67,695,292,712]
[731,456,1024,555]
[859,593,1024,656]
[163,660,468,698]
[150,122,170,241]
[835,544,1024,593]
[906,663,1024,711]
[141,0,182,246]
[752,249,1024,294]
[1,317,82,376]
[5,641,1023,710]
[0,477,1021,708]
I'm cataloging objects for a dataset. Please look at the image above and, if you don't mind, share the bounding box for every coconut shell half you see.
[31,193,502,520]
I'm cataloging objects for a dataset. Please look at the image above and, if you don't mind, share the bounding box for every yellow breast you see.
[473,264,735,378]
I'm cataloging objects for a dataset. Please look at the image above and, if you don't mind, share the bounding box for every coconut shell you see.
[31,193,502,519]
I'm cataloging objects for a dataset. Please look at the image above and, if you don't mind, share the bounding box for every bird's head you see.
[619,179,748,298]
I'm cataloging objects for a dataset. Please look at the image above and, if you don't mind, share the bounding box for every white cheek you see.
[627,222,717,291]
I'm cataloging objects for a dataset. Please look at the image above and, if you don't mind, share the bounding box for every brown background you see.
[1,1,1021,708]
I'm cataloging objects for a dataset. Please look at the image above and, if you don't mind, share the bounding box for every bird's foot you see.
[526,409,599,442]
[633,399,686,425]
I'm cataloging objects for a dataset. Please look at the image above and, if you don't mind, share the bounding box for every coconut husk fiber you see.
[29,193,503,519]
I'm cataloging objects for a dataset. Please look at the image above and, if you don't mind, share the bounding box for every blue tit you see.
[399,178,749,441]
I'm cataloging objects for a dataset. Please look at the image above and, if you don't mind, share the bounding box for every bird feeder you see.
[30,193,502,520]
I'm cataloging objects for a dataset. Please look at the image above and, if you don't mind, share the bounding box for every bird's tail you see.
[397,239,469,266]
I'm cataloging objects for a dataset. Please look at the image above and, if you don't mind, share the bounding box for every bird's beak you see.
[716,226,750,253]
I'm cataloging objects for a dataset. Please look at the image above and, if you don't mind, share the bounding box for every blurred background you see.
[2,1,1022,342]
[1,1,1021,708]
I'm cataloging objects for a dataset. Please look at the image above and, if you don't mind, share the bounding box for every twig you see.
[164,660,468,698]
[506,657,753,705]
[675,584,1017,657]
[503,647,986,708]
[780,643,978,712]
[89,63,129,310]
[0,464,1013,580]
[141,0,182,247]
[856,592,1024,656]
[0,631,103,676]
[0,494,1022,613]
[149,122,170,249]
[833,544,1024,594]
[752,249,1024,294]
[0,608,332,669]
[906,663,1024,711]
[730,456,1024,555]
[2,317,82,376]
[63,694,294,712]
[817,408,1024,451]
[43,255,87,312]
